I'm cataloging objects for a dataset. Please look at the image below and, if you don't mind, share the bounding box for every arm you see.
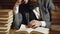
[33,7,50,28]
[13,0,28,29]
[13,0,22,13]
[13,0,28,13]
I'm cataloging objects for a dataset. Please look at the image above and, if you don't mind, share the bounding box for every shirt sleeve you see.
[15,6,19,14]
[40,21,46,27]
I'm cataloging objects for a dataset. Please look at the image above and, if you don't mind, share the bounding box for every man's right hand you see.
[17,0,28,4]
[24,0,28,4]
[30,0,38,3]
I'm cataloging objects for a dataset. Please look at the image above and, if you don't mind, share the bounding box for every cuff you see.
[15,6,19,14]
[40,21,46,27]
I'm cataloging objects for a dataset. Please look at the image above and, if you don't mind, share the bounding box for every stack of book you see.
[0,9,13,34]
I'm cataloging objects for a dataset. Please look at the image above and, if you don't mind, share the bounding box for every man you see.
[13,0,55,29]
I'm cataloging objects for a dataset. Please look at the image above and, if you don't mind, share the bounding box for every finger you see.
[27,24,32,28]
[28,24,36,28]
[31,25,35,28]
[27,20,36,28]
[30,22,36,28]
[23,0,28,4]
[31,23,36,26]
[32,25,39,29]
[28,23,35,27]
[31,23,37,28]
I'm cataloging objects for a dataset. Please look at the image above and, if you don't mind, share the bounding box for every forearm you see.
[13,0,22,13]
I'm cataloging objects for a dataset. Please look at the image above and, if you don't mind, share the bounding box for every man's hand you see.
[30,0,38,3]
[16,0,28,5]
[24,0,28,4]
[26,20,42,29]
[13,0,28,12]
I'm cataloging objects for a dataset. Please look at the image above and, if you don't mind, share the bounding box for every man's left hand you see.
[26,20,42,28]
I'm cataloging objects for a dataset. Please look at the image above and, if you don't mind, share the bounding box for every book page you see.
[16,24,49,34]
[16,24,33,33]
[33,27,49,34]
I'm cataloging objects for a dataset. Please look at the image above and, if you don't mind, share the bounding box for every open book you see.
[15,24,49,34]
